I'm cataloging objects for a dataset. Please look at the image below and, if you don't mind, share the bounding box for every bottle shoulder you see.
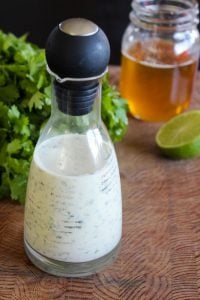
[33,132,116,177]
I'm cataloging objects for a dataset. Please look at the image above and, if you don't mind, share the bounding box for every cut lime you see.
[156,110,200,159]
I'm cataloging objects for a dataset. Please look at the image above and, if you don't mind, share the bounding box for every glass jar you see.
[120,0,200,122]
[24,78,122,277]
[24,18,122,277]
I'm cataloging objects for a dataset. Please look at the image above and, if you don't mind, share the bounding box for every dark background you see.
[0,0,199,65]
[0,0,131,65]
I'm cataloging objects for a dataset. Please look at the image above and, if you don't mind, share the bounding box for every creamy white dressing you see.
[24,134,122,263]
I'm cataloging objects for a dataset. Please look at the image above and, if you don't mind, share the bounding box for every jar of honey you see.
[120,0,200,122]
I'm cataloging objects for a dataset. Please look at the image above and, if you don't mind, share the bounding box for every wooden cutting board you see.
[1,67,200,300]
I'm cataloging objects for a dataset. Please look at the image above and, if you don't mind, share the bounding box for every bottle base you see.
[24,239,121,277]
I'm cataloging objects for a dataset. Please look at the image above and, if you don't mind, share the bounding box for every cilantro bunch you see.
[0,30,128,204]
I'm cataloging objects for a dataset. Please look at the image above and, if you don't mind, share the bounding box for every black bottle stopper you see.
[45,18,110,116]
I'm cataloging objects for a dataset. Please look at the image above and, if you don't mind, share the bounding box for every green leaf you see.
[0,84,19,103]
[13,116,30,137]
[14,43,36,63]
[44,85,51,98]
[10,174,27,204]
[6,157,30,175]
[37,72,46,89]
[0,172,10,198]
[21,140,34,157]
[0,72,7,86]
[7,139,22,154]
[8,105,20,120]
[19,79,37,95]
[0,144,7,167]
[102,75,129,142]
[0,63,27,72]
[28,91,45,111]
[28,51,46,78]
[0,129,8,144]
[0,101,9,128]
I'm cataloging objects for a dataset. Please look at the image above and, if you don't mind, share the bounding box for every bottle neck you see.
[51,79,101,133]
[130,0,199,32]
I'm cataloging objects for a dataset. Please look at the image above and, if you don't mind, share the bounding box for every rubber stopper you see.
[45,18,110,79]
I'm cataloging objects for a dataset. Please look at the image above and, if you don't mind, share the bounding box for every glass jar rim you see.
[130,0,199,31]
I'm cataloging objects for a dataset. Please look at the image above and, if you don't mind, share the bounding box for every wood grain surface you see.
[1,67,200,300]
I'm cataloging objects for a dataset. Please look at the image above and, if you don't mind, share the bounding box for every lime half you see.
[156,110,200,159]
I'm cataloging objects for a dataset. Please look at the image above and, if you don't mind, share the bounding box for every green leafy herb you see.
[0,30,128,203]
[102,75,128,142]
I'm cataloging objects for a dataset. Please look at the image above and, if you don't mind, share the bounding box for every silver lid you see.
[59,18,98,36]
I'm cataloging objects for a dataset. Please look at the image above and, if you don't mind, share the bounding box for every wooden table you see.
[1,67,200,300]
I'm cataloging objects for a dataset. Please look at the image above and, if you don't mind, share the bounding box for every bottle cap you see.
[46,18,110,81]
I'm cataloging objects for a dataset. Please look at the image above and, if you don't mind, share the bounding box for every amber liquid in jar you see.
[120,40,198,122]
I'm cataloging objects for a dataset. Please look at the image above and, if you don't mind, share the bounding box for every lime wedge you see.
[156,110,200,159]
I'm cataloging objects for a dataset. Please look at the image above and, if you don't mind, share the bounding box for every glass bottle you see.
[24,19,122,277]
[120,0,200,122]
